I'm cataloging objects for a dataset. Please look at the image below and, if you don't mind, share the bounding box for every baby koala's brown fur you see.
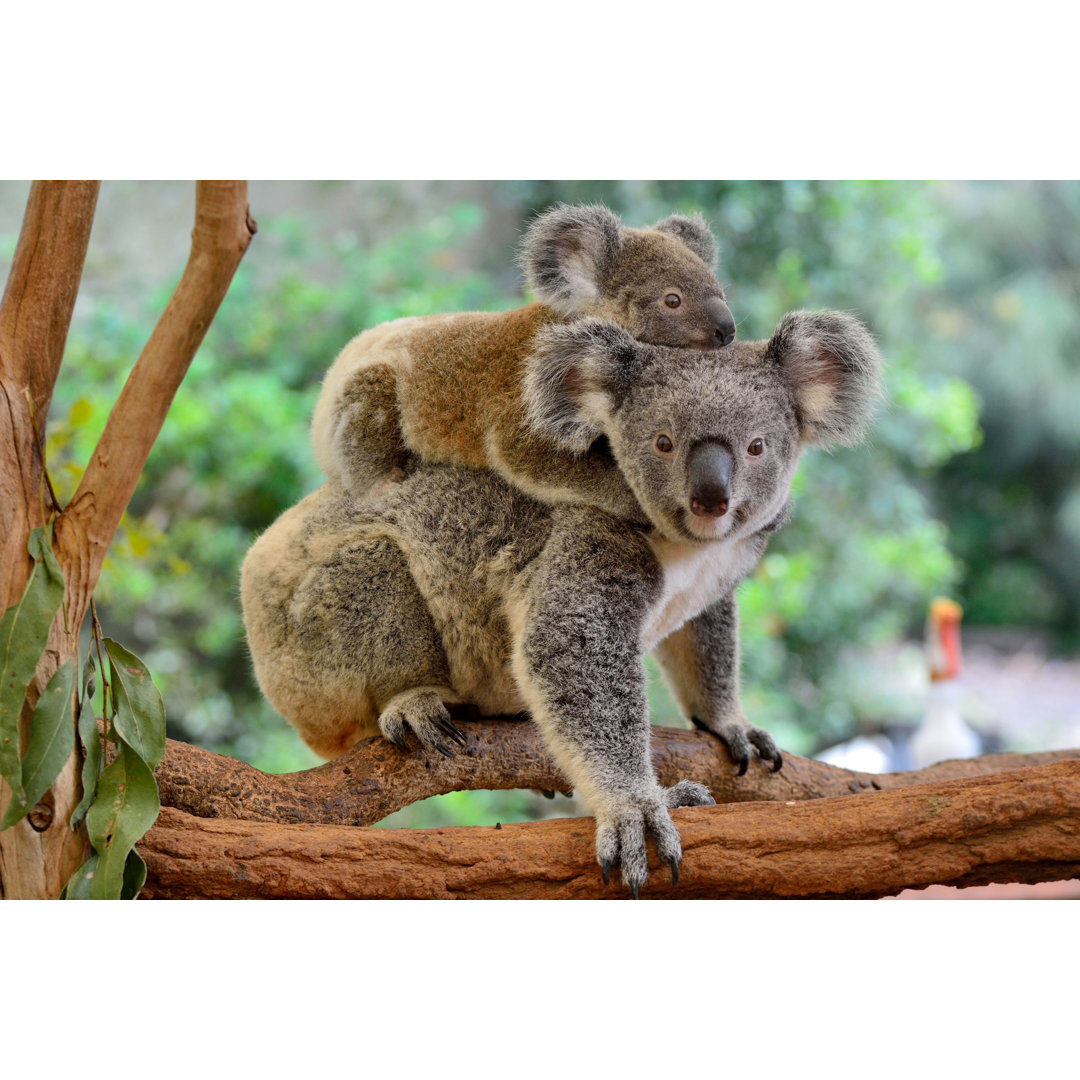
[310,204,736,520]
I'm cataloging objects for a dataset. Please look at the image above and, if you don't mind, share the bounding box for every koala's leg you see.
[652,594,783,774]
[318,363,416,498]
[292,535,464,758]
[511,514,714,896]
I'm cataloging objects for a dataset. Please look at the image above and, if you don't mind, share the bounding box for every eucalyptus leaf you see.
[86,739,159,900]
[61,853,99,900]
[121,848,148,899]
[0,659,76,830]
[0,528,67,812]
[104,639,166,770]
[70,682,103,829]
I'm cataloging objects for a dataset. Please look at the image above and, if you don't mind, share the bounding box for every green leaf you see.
[85,740,159,900]
[70,675,103,829]
[103,639,166,770]
[121,848,147,900]
[61,853,99,900]
[0,659,76,829]
[0,528,66,810]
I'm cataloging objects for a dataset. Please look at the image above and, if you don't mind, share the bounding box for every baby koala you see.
[310,204,736,521]
[242,310,883,895]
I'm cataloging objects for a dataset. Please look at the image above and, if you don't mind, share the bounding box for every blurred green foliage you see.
[7,181,1077,826]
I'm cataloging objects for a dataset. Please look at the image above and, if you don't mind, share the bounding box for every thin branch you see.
[139,758,1080,899]
[0,181,100,420]
[155,717,1080,826]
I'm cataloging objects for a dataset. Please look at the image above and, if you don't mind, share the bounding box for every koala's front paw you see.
[692,715,783,775]
[379,688,466,758]
[594,780,715,898]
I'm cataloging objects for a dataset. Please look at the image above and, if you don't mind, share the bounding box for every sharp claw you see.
[600,859,612,887]
[437,717,468,745]
[669,857,679,887]
[736,754,749,777]
[540,789,556,799]
[391,733,409,752]
[772,751,784,772]
[433,740,455,759]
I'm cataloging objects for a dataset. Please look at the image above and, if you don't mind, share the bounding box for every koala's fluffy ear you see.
[519,204,624,315]
[523,318,645,453]
[767,310,885,447]
[652,213,719,268]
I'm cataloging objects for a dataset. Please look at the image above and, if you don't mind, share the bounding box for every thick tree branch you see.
[155,717,1080,826]
[139,758,1080,899]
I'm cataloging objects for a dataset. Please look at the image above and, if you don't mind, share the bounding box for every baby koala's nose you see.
[687,441,732,518]
[707,296,736,347]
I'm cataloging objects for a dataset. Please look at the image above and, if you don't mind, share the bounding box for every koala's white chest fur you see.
[640,534,760,653]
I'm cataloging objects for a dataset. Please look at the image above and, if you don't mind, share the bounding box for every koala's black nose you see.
[707,296,736,347]
[687,441,733,519]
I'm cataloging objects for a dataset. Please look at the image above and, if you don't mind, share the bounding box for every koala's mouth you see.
[674,505,737,544]
[687,334,727,351]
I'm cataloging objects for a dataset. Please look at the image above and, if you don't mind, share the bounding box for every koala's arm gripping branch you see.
[139,758,1080,899]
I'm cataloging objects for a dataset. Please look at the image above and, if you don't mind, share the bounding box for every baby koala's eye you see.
[748,438,765,457]
[655,434,675,455]
[663,293,682,309]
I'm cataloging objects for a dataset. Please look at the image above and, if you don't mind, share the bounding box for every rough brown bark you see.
[139,758,1080,899]
[155,716,1080,827]
[0,181,255,900]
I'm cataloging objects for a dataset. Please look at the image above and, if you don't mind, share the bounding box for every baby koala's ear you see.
[767,310,885,447]
[652,212,719,268]
[523,318,646,453]
[519,204,623,315]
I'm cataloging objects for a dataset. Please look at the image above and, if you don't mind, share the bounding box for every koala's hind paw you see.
[595,781,714,898]
[379,689,466,758]
[692,715,783,775]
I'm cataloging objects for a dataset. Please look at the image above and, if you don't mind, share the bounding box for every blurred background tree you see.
[2,180,1076,826]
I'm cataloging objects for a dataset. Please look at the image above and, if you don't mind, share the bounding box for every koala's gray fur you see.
[309,204,735,521]
[243,310,883,894]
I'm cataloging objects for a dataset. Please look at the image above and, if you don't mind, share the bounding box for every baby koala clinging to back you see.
[310,204,736,520]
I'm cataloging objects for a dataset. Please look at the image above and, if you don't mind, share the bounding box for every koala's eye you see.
[655,434,675,455]
[748,438,765,457]
[663,293,682,309]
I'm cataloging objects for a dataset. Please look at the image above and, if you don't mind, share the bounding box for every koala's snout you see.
[706,296,736,347]
[687,441,732,519]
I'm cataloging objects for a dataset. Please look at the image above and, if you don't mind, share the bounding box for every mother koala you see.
[241,311,882,894]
